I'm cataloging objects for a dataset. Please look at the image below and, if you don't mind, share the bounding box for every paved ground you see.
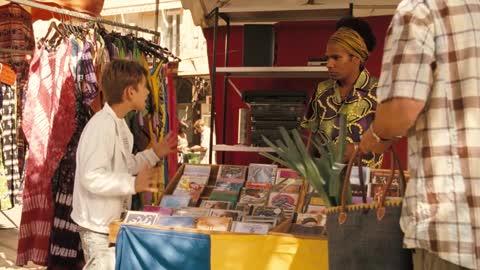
[0,206,45,269]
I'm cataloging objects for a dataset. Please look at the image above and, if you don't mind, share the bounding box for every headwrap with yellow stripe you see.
[328,27,369,62]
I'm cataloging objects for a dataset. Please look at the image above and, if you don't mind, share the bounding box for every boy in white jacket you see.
[71,59,177,270]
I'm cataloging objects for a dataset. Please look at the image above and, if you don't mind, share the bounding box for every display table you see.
[115,224,328,270]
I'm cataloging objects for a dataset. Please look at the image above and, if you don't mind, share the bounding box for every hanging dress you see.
[0,81,20,209]
[48,37,91,269]
[17,39,76,266]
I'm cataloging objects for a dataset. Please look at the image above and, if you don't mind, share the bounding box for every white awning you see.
[180,0,401,27]
[178,55,210,77]
[101,0,182,16]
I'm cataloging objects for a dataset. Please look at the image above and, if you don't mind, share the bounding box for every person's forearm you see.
[190,145,206,152]
[372,98,425,139]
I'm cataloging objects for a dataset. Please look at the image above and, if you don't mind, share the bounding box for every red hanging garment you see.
[164,62,178,179]
[17,40,76,266]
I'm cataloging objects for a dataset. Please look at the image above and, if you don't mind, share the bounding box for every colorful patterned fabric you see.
[377,1,480,269]
[0,3,35,204]
[0,82,20,208]
[78,41,99,106]
[301,69,382,168]
[0,3,35,78]
[48,45,92,268]
[17,40,76,266]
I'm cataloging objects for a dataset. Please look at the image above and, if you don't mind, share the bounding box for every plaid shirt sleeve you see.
[377,1,435,103]
[377,1,480,269]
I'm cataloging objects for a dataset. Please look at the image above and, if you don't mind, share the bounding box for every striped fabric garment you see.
[17,40,77,266]
[48,73,92,269]
[377,0,480,269]
[0,3,35,205]
[0,83,21,209]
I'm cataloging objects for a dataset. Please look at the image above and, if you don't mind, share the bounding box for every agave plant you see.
[260,114,348,207]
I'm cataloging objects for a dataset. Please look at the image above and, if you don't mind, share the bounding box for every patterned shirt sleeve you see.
[377,2,435,103]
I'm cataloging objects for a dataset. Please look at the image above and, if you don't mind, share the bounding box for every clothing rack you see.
[7,0,161,36]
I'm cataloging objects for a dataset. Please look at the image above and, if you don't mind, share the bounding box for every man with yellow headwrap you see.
[301,17,382,168]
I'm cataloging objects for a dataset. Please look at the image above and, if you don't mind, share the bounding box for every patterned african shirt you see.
[301,69,382,168]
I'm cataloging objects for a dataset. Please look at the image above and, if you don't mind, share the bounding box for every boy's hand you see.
[153,133,178,158]
[135,164,159,193]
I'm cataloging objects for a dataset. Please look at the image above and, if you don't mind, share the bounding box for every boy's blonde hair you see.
[101,59,148,105]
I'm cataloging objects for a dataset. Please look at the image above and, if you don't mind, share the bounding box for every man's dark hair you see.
[336,16,376,52]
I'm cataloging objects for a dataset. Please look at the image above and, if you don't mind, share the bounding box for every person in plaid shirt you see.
[359,0,480,269]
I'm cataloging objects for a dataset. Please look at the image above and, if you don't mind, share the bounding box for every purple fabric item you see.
[78,41,99,105]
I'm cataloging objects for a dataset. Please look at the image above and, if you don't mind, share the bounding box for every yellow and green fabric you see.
[115,225,328,270]
[301,69,382,168]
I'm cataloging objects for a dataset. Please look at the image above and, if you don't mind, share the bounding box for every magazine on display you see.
[124,211,158,225]
[275,168,301,183]
[247,163,278,184]
[217,165,247,180]
[143,205,174,216]
[208,190,239,204]
[231,221,270,234]
[213,180,245,193]
[273,168,303,193]
[238,188,270,205]
[209,209,244,221]
[173,207,211,217]
[306,204,325,214]
[366,169,406,201]
[159,195,191,208]
[196,217,232,232]
[199,200,232,210]
[252,206,283,218]
[296,213,324,227]
[235,203,252,214]
[242,216,278,228]
[267,192,299,209]
[183,164,211,176]
[173,176,208,204]
[153,216,198,228]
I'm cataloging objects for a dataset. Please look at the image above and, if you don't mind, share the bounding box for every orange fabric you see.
[30,0,104,21]
[0,64,16,86]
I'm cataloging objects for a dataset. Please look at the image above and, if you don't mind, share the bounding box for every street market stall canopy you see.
[180,0,401,27]
[101,0,182,16]
[0,0,104,20]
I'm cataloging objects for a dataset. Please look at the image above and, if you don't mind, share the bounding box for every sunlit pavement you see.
[0,206,45,269]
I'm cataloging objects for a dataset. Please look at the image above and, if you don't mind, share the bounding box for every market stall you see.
[0,1,412,269]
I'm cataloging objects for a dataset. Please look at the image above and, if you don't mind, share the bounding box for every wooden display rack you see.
[109,163,314,243]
